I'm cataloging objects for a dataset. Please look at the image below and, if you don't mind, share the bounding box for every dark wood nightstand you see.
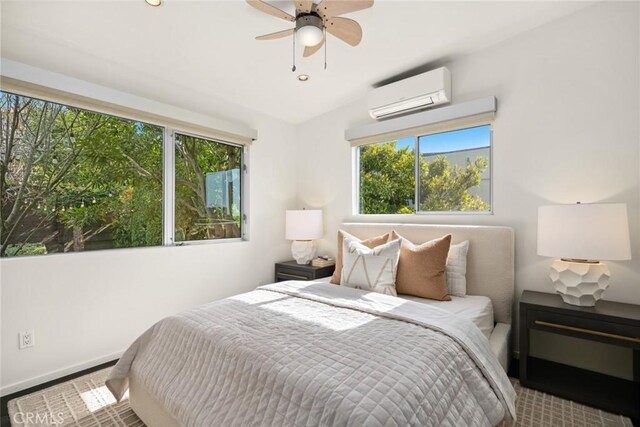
[275,260,335,282]
[519,290,640,421]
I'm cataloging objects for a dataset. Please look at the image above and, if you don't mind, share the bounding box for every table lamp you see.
[537,202,631,306]
[285,209,323,264]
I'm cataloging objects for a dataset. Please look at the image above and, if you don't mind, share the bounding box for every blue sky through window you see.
[396,137,415,150]
[419,125,490,154]
[393,125,491,154]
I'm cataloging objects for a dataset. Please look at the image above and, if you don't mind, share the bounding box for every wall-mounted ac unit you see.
[367,67,451,120]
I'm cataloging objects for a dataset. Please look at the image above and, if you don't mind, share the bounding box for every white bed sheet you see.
[400,294,494,339]
[315,277,494,339]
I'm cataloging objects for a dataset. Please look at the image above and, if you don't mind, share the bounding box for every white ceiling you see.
[1,0,594,124]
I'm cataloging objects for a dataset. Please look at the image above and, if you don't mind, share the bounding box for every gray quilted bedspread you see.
[107,281,516,427]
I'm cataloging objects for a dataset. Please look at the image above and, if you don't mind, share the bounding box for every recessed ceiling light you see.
[145,0,162,6]
[297,74,310,82]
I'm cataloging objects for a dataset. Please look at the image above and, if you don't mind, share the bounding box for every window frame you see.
[0,90,250,259]
[167,129,248,246]
[353,122,493,216]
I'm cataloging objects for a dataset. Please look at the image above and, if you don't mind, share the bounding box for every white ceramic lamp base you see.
[291,240,316,265]
[549,259,610,306]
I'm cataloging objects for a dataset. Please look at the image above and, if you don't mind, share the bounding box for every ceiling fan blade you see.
[316,0,373,18]
[246,0,295,22]
[326,17,362,46]
[294,0,314,14]
[256,28,295,40]
[303,39,324,57]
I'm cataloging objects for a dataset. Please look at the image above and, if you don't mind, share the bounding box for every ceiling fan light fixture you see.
[145,0,162,6]
[295,15,324,47]
[248,0,372,68]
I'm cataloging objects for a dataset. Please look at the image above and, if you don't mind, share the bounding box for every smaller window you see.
[174,133,243,242]
[357,124,491,215]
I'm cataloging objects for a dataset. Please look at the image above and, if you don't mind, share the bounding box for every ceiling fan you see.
[247,0,373,69]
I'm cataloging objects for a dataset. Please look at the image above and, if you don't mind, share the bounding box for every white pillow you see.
[446,240,469,296]
[340,236,401,296]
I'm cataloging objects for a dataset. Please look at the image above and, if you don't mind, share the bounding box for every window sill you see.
[172,237,247,246]
[350,211,494,219]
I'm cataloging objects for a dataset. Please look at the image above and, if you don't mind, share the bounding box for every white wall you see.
[0,67,298,395]
[296,0,640,357]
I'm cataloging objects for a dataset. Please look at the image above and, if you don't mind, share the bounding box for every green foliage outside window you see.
[420,155,489,212]
[0,91,163,257]
[359,143,416,214]
[175,134,242,242]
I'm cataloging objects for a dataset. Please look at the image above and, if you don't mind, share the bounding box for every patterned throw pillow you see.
[330,230,396,284]
[447,240,469,296]
[340,236,401,296]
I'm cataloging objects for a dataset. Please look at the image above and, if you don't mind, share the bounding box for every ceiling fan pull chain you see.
[292,34,297,72]
[324,26,328,70]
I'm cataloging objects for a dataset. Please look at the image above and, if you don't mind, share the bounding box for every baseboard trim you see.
[0,351,123,396]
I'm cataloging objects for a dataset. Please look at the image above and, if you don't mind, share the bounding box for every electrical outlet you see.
[19,330,35,349]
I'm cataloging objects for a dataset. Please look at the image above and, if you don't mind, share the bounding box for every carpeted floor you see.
[7,368,633,426]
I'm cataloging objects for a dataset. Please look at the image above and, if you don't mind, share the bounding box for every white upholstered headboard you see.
[339,223,515,325]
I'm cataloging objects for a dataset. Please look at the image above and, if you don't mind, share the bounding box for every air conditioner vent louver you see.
[368,68,451,120]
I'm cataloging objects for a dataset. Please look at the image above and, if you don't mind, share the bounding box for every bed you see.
[107,223,516,427]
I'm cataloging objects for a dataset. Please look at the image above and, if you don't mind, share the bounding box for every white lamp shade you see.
[285,210,323,240]
[537,203,631,260]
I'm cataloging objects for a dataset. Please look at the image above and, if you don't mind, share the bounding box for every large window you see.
[358,124,491,214]
[0,91,246,258]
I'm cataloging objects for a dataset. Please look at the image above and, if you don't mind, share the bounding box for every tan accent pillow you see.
[330,230,396,284]
[394,233,452,301]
